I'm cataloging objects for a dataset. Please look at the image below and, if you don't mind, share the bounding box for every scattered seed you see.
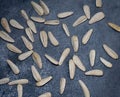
[0,78,10,85]
[31,16,45,23]
[17,84,23,97]
[21,10,29,20]
[85,69,103,76]
[57,11,73,19]
[100,57,112,68]
[83,5,90,19]
[108,22,120,32]
[38,92,52,97]
[27,20,37,33]
[62,23,70,37]
[8,79,29,85]
[25,28,34,42]
[44,20,60,25]
[96,0,102,8]
[89,49,96,67]
[60,78,66,94]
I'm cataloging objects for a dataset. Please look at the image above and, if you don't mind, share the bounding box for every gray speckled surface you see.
[0,0,120,97]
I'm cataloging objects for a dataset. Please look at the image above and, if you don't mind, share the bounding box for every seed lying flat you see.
[0,31,15,43]
[83,5,90,19]
[89,12,105,24]
[0,78,10,85]
[73,15,87,27]
[44,20,60,25]
[57,11,73,19]
[62,23,70,37]
[100,57,112,68]
[6,59,20,74]
[36,76,52,86]
[27,20,37,33]
[96,0,102,8]
[103,44,118,59]
[25,28,34,42]
[85,69,103,76]
[8,79,29,85]
[89,49,96,67]
[38,92,52,97]
[18,50,33,61]
[32,52,42,69]
[31,16,45,23]
[59,48,70,65]
[108,22,120,32]
[79,80,90,97]
[48,31,59,46]
[1,17,11,33]
[31,65,41,81]
[10,19,24,29]
[17,84,23,97]
[60,78,66,94]
[21,10,29,20]
[73,55,86,71]
[82,29,93,45]
[71,35,79,52]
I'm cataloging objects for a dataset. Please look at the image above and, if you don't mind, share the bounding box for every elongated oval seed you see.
[62,23,70,37]
[96,0,102,8]
[31,65,41,81]
[0,78,10,85]
[18,50,33,61]
[21,10,29,20]
[6,59,20,74]
[57,11,73,19]
[82,29,93,45]
[45,54,59,65]
[79,80,90,97]
[85,69,103,76]
[10,19,24,29]
[100,57,112,68]
[83,5,90,19]
[44,20,60,25]
[0,31,15,43]
[89,12,105,24]
[8,79,29,85]
[25,28,34,42]
[31,16,45,23]
[108,22,120,32]
[27,20,37,33]
[36,76,52,86]
[48,31,59,46]
[59,48,70,65]
[103,44,118,59]
[60,78,66,94]
[1,17,11,33]
[89,49,96,67]
[7,43,22,54]
[73,15,87,27]
[17,84,23,97]
[38,92,52,97]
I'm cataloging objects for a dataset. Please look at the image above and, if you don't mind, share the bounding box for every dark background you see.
[0,0,120,97]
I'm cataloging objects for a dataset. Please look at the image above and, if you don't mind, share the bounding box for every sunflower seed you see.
[108,22,120,32]
[25,28,34,42]
[7,43,22,54]
[0,31,15,43]
[82,29,93,45]
[73,55,86,71]
[44,20,60,25]
[60,78,66,94]
[17,84,23,97]
[21,10,29,20]
[18,50,33,61]
[89,49,96,67]
[1,17,11,33]
[73,15,87,27]
[83,5,90,19]
[38,92,52,97]
[40,31,48,48]
[31,1,44,16]
[8,79,29,85]
[32,52,42,69]
[57,11,73,19]
[27,20,37,33]
[62,23,70,37]
[31,16,45,23]
[96,0,102,8]
[0,78,10,85]
[59,48,70,65]
[89,12,105,24]
[103,44,118,59]
[6,59,20,74]
[85,69,103,76]
[10,19,24,29]
[31,65,41,81]
[79,80,90,97]
[48,31,59,46]
[45,54,59,65]
[36,76,52,86]
[100,57,112,68]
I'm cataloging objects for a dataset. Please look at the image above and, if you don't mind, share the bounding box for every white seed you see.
[27,20,37,33]
[31,1,44,16]
[0,78,10,85]
[79,80,90,97]
[36,76,52,86]
[40,31,48,48]
[32,52,42,69]
[59,48,70,65]
[31,16,45,23]
[21,10,29,20]
[21,36,33,50]
[82,29,93,45]
[73,15,87,27]
[73,55,86,71]
[89,12,105,24]
[103,44,118,59]
[100,57,112,68]
[45,54,59,65]
[44,20,60,25]
[31,65,41,81]
[89,49,96,67]
[62,23,70,37]
[7,43,22,54]
[1,17,11,33]
[10,19,24,29]
[8,79,29,85]
[48,31,59,46]
[85,69,103,76]
[108,22,120,32]
[60,78,66,94]
[0,31,15,43]
[57,11,73,19]
[6,59,20,74]
[96,0,102,8]
[83,5,90,19]
[38,92,52,97]
[25,28,34,42]
[17,84,23,97]
[18,50,33,61]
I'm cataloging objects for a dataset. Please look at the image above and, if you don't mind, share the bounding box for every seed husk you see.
[0,78,10,85]
[31,16,45,23]
[17,84,23,97]
[57,11,73,19]
[89,49,96,67]
[103,44,118,59]
[8,79,29,85]
[38,92,52,97]
[44,20,60,25]
[108,22,120,32]
[62,23,70,37]
[96,0,102,8]
[83,5,90,19]
[85,69,103,76]
[21,9,29,20]
[100,57,112,68]
[60,78,66,94]
[27,20,37,33]
[25,28,34,42]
